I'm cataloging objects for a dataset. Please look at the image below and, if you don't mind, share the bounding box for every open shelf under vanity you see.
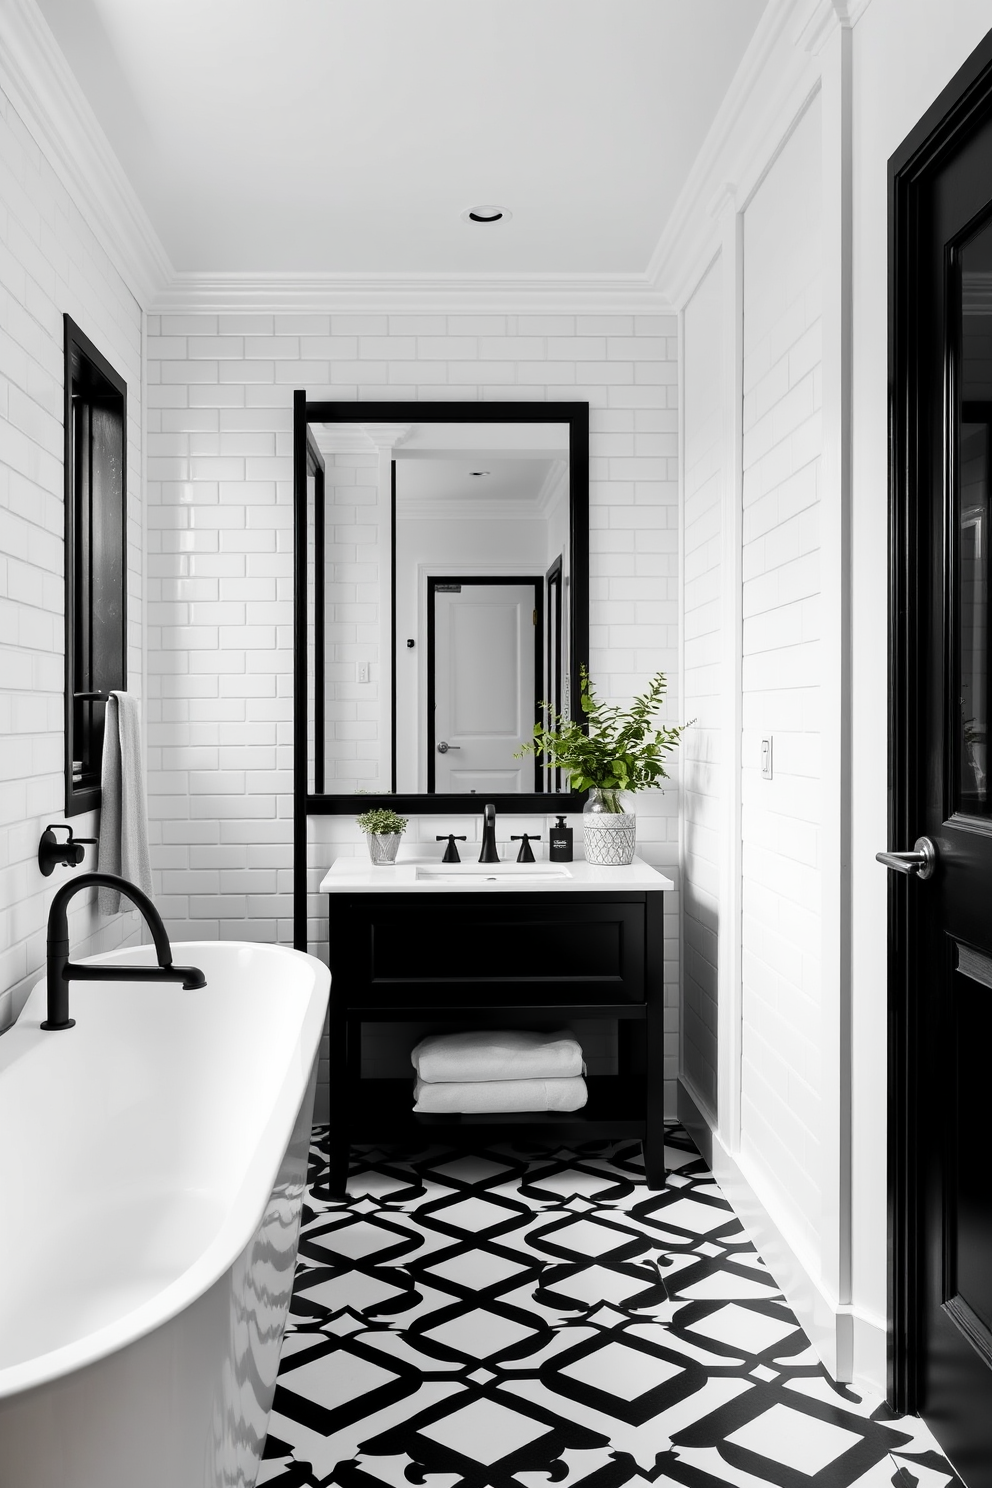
[321,864,670,1194]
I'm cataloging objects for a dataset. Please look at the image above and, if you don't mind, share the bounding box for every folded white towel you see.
[412,1029,584,1084]
[413,1076,588,1114]
[98,691,154,916]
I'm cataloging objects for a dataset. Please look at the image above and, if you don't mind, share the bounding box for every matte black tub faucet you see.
[43,872,206,1031]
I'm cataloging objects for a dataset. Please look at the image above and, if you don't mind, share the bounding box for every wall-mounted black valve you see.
[437,834,467,863]
[511,833,541,864]
[38,825,98,877]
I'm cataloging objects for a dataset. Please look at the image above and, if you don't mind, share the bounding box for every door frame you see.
[424,574,544,792]
[887,24,992,1414]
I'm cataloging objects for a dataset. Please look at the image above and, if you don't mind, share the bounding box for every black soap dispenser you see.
[549,815,573,863]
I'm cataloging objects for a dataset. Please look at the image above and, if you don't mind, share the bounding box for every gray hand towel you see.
[98,691,154,915]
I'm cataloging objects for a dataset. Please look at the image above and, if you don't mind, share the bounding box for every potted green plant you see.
[520,667,687,865]
[356,807,409,866]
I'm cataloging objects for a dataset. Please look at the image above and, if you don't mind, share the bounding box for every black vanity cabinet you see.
[323,871,667,1196]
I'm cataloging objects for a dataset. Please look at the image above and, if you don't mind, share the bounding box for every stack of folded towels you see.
[411,1029,587,1113]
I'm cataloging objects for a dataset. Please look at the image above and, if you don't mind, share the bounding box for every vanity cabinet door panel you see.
[332,894,648,1008]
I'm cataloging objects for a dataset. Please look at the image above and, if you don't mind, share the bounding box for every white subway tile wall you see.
[0,85,144,1033]
[144,315,682,1117]
[739,96,823,1256]
[681,258,725,1117]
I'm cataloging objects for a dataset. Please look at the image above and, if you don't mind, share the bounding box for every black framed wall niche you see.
[63,315,127,817]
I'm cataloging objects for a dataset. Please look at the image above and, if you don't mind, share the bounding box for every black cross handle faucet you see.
[437,834,467,864]
[511,834,542,864]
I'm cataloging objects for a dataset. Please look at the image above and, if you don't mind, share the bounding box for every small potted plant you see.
[356,807,409,866]
[520,666,687,865]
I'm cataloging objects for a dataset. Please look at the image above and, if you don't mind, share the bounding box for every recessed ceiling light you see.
[461,205,511,224]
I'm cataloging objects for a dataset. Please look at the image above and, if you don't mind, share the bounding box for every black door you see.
[889,30,992,1486]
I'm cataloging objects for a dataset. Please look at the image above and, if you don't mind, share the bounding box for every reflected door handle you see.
[437,741,461,753]
[875,836,937,880]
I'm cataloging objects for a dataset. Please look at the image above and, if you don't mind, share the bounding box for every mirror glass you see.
[302,407,585,803]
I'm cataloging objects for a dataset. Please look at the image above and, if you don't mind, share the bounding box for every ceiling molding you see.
[646,0,825,309]
[0,0,173,308]
[313,423,412,454]
[148,271,672,317]
[794,0,854,56]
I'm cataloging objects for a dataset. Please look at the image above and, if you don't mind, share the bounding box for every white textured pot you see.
[367,832,402,865]
[582,790,636,866]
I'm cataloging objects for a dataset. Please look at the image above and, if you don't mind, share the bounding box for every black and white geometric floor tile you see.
[258,1128,961,1488]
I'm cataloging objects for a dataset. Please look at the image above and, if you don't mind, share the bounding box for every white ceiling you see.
[396,458,556,509]
[35,0,767,277]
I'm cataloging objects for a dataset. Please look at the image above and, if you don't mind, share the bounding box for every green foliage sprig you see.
[356,808,408,836]
[518,666,687,810]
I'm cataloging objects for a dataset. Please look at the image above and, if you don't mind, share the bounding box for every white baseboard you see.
[677,1077,886,1395]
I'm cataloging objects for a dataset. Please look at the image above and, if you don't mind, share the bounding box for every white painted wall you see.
[739,93,823,1264]
[143,317,682,1118]
[322,449,383,793]
[0,71,145,1032]
[681,256,725,1119]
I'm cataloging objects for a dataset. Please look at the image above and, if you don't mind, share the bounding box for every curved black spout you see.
[43,872,206,1031]
[479,803,500,864]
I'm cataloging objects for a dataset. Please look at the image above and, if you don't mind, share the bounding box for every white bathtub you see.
[0,940,329,1488]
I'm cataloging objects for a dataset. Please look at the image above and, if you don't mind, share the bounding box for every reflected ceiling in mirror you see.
[298,401,589,811]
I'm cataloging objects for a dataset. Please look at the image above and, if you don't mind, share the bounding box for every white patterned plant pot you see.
[367,833,402,865]
[582,814,636,866]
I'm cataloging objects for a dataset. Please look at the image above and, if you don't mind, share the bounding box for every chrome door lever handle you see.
[875,836,936,880]
[437,740,461,753]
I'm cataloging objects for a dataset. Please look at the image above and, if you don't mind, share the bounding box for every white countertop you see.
[319,853,673,894]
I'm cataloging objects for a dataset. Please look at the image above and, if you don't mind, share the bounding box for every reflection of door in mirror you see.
[392,427,570,794]
[429,580,541,793]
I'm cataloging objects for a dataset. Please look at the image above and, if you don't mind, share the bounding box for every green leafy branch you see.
[518,665,689,805]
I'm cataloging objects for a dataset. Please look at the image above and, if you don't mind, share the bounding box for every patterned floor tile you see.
[260,1127,962,1488]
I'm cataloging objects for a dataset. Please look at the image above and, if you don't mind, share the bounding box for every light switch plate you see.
[358,662,370,683]
[761,737,773,780]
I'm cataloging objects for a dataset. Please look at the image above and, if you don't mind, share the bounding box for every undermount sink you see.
[414,863,572,883]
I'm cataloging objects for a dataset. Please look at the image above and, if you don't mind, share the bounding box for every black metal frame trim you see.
[294,398,590,820]
[63,314,127,819]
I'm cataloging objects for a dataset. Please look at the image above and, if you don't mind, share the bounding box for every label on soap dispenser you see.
[549,817,573,862]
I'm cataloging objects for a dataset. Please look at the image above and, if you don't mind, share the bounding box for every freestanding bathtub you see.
[0,940,330,1488]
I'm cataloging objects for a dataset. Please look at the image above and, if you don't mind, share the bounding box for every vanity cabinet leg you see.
[643,1128,667,1190]
[644,889,667,1190]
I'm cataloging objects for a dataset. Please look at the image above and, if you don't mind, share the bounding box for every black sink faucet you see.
[479,802,500,864]
[43,872,206,1031]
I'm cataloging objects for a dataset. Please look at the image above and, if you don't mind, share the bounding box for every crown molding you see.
[149,270,672,317]
[794,0,858,56]
[647,0,833,309]
[313,423,412,454]
[0,0,172,307]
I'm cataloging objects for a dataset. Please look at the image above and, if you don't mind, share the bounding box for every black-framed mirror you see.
[293,397,589,817]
